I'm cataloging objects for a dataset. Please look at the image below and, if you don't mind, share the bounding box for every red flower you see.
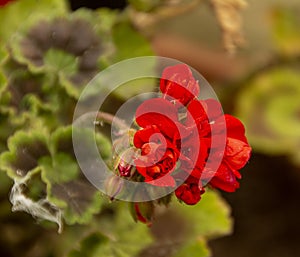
[175,176,205,205]
[134,126,179,187]
[160,64,200,106]
[180,98,251,193]
[179,130,210,176]
[131,63,251,206]
[133,98,193,186]
[179,98,221,176]
[135,97,190,141]
[0,0,14,7]
[208,115,251,192]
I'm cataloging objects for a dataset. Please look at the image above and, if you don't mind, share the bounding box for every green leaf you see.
[1,56,69,127]
[68,233,109,257]
[0,0,67,44]
[0,44,8,62]
[48,180,102,225]
[173,190,232,238]
[51,126,76,156]
[109,19,157,100]
[112,20,154,61]
[172,240,210,257]
[113,77,158,101]
[44,48,79,76]
[128,0,162,12]
[0,130,50,179]
[68,203,153,257]
[39,153,79,184]
[149,190,232,257]
[236,67,300,162]
[8,8,116,99]
[72,127,112,162]
[0,68,7,96]
[43,126,111,225]
[0,125,112,227]
[270,7,300,56]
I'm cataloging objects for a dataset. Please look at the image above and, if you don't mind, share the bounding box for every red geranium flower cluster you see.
[132,64,251,205]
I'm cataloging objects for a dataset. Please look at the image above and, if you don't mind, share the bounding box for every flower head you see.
[131,63,251,205]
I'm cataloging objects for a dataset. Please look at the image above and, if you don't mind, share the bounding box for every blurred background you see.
[1,0,300,256]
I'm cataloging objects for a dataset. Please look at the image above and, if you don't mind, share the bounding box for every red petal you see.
[146,174,176,187]
[134,203,148,224]
[133,126,161,148]
[186,99,207,127]
[204,99,223,120]
[160,64,200,106]
[135,98,180,138]
[209,164,240,192]
[225,115,248,143]
[225,138,251,170]
[175,176,204,205]
[161,64,193,87]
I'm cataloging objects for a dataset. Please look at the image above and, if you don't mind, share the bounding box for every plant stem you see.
[96,112,128,130]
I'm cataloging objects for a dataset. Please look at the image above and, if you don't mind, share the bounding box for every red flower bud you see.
[118,160,132,177]
[175,176,205,205]
[116,148,137,177]
[130,202,154,225]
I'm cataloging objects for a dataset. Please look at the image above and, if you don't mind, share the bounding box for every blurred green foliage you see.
[236,67,300,166]
[235,6,300,166]
[270,6,300,56]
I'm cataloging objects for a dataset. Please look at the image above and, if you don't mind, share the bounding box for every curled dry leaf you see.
[210,0,247,54]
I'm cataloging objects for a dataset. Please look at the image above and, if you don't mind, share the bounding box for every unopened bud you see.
[130,202,154,226]
[105,175,123,201]
[116,147,137,177]
[118,160,132,177]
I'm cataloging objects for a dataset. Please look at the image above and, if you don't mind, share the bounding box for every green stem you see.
[96,112,128,130]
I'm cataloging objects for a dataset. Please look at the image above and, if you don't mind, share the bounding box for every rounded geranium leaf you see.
[9,9,114,99]
[270,7,300,57]
[0,130,50,179]
[236,67,300,165]
[0,0,67,44]
[68,204,153,257]
[50,179,102,225]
